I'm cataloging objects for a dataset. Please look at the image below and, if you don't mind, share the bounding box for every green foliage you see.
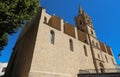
[0,0,39,50]
[0,33,8,50]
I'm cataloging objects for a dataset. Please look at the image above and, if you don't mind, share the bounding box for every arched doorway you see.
[99,62,105,73]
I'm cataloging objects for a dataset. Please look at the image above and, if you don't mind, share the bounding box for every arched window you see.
[98,54,100,59]
[80,20,82,25]
[111,58,115,64]
[83,45,88,56]
[105,55,108,63]
[50,30,55,44]
[44,16,47,23]
[92,40,94,46]
[99,62,105,73]
[84,40,87,43]
[69,39,73,51]
[96,43,98,48]
[91,30,93,35]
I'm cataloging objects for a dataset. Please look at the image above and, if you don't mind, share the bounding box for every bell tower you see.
[74,6,97,38]
[74,6,102,73]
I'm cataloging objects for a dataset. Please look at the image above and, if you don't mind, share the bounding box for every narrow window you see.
[111,58,115,64]
[96,43,98,48]
[69,39,73,51]
[98,54,100,59]
[84,40,87,43]
[83,45,88,56]
[91,30,93,35]
[50,30,55,44]
[105,55,108,63]
[80,20,82,25]
[92,40,94,46]
[44,16,47,23]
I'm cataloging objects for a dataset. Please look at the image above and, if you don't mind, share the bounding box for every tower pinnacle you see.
[78,5,83,15]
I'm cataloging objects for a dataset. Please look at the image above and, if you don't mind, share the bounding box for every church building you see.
[5,6,116,77]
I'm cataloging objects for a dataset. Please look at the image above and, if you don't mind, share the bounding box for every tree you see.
[0,0,39,50]
[118,54,120,60]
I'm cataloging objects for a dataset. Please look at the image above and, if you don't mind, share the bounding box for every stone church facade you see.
[5,7,116,77]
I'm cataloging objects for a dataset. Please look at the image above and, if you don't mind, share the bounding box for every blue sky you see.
[0,0,120,65]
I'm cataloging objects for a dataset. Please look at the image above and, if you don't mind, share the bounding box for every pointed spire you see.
[78,4,83,15]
